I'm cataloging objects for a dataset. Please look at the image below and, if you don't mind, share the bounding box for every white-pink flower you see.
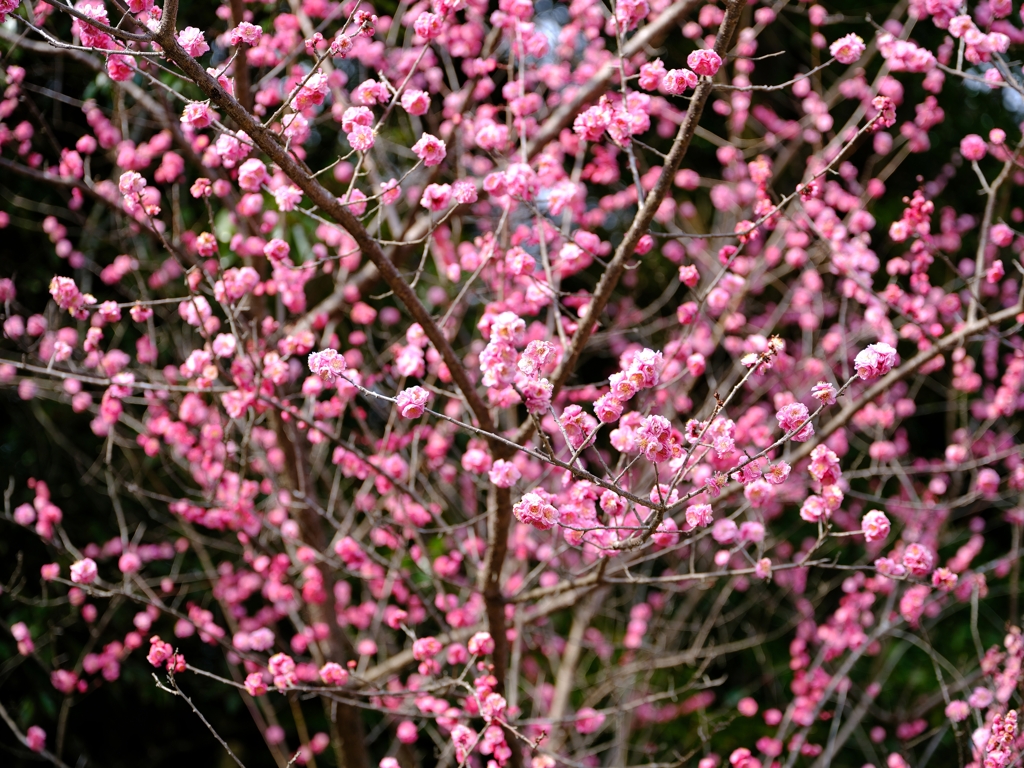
[308,348,346,382]
[70,557,98,584]
[177,27,210,57]
[829,33,865,64]
[228,22,263,46]
[575,707,606,734]
[488,459,521,488]
[412,133,447,167]
[853,342,898,381]
[687,49,722,77]
[513,492,559,530]
[237,158,268,192]
[396,386,431,419]
[861,510,890,542]
[775,402,814,442]
[663,68,697,94]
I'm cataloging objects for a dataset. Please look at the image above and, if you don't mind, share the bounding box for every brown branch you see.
[544,587,608,752]
[229,0,252,112]
[270,412,370,768]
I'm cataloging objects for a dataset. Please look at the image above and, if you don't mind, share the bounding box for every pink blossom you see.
[639,59,666,90]
[488,459,521,488]
[319,662,349,685]
[685,503,713,528]
[468,631,495,655]
[147,635,173,667]
[177,27,210,57]
[517,341,557,378]
[274,185,303,211]
[237,158,268,192]
[412,636,443,660]
[381,180,401,205]
[811,381,837,405]
[663,68,698,94]
[636,415,677,462]
[414,12,444,40]
[481,692,506,721]
[228,22,262,46]
[450,725,475,763]
[397,721,418,744]
[931,567,958,592]
[264,238,290,262]
[70,557,98,584]
[861,510,891,542]
[775,402,814,442]
[594,393,623,424]
[808,445,841,485]
[575,707,606,734]
[118,552,141,573]
[308,349,346,382]
[976,468,1001,497]
[420,183,452,211]
[348,125,375,151]
[679,264,699,287]
[396,386,431,418]
[452,179,478,204]
[412,134,447,166]
[294,71,329,110]
[902,543,934,577]
[244,672,268,696]
[687,49,722,77]
[107,54,136,82]
[960,134,987,161]
[854,342,898,381]
[573,103,611,139]
[26,725,46,753]
[829,33,865,64]
[945,700,970,722]
[401,89,430,115]
[872,96,897,129]
[513,492,559,530]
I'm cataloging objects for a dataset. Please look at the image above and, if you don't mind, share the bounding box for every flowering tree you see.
[2,0,1024,766]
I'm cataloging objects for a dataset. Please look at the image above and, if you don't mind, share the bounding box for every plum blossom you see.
[488,460,521,488]
[228,22,262,46]
[237,159,268,192]
[70,557,98,584]
[830,33,865,64]
[308,349,346,382]
[902,543,934,577]
[811,381,837,405]
[960,134,987,161]
[468,631,495,655]
[685,504,713,528]
[775,402,814,441]
[861,510,891,542]
[395,386,431,419]
[177,27,210,57]
[412,134,447,166]
[854,342,898,381]
[687,49,722,77]
[513,492,559,530]
[575,707,606,734]
[663,68,698,94]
